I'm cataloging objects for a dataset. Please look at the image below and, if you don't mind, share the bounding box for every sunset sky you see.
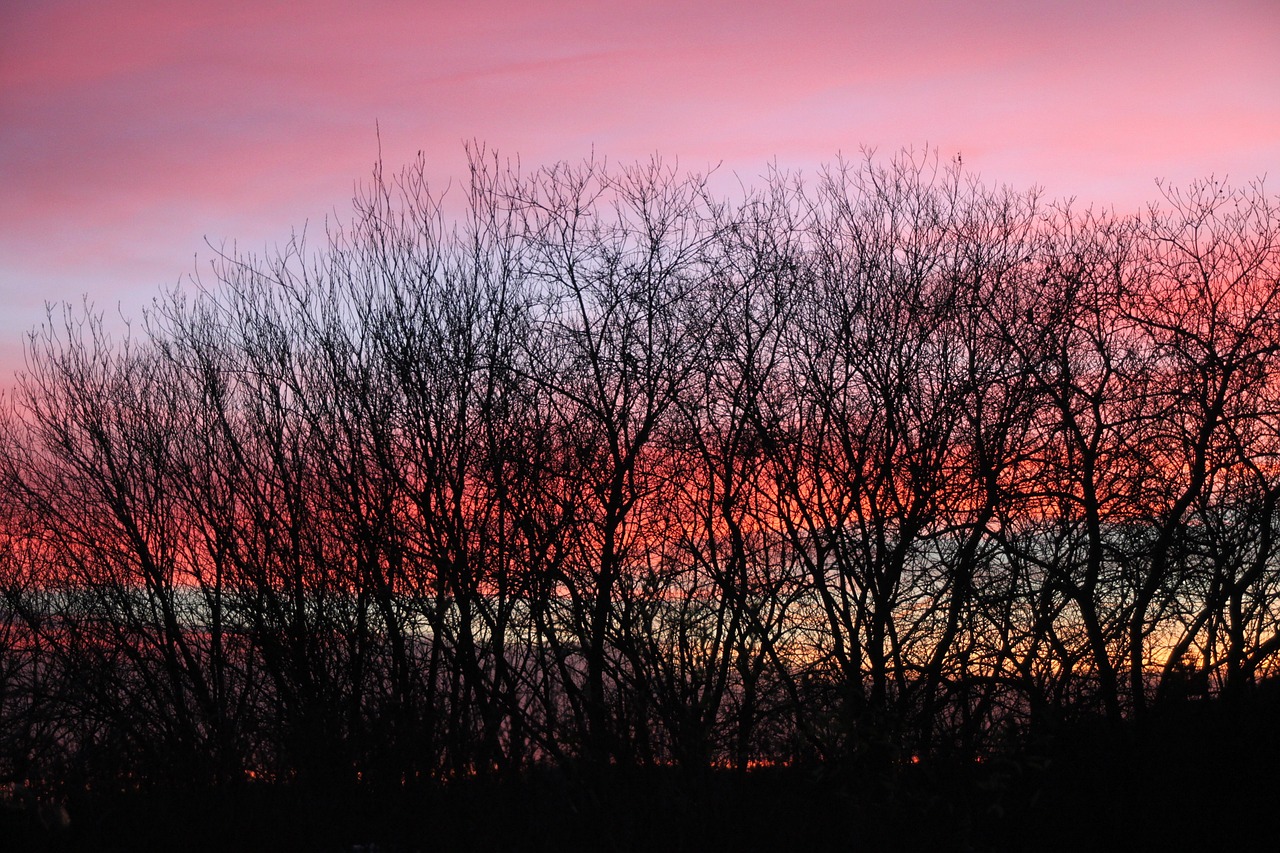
[1,0,1277,379]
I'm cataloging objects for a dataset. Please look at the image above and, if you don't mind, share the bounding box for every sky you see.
[1,0,1278,381]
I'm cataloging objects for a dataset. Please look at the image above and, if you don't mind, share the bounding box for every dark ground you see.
[5,695,1278,852]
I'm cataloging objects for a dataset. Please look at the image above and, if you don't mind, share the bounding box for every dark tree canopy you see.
[2,148,1279,848]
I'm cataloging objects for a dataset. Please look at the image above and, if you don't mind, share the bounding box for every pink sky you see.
[2,0,1277,380]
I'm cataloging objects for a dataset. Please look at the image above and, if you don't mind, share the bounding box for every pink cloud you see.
[2,0,1277,380]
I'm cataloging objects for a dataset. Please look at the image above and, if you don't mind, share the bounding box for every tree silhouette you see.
[2,147,1279,851]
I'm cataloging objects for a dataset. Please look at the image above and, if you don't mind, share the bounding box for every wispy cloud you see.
[2,0,1277,377]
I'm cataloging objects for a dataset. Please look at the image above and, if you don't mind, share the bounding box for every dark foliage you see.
[2,148,1278,848]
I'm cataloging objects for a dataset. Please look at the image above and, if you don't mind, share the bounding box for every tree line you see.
[2,148,1279,796]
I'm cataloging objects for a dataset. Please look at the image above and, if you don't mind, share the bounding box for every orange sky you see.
[1,0,1277,380]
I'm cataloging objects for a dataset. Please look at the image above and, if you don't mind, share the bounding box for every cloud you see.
[1,0,1277,376]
